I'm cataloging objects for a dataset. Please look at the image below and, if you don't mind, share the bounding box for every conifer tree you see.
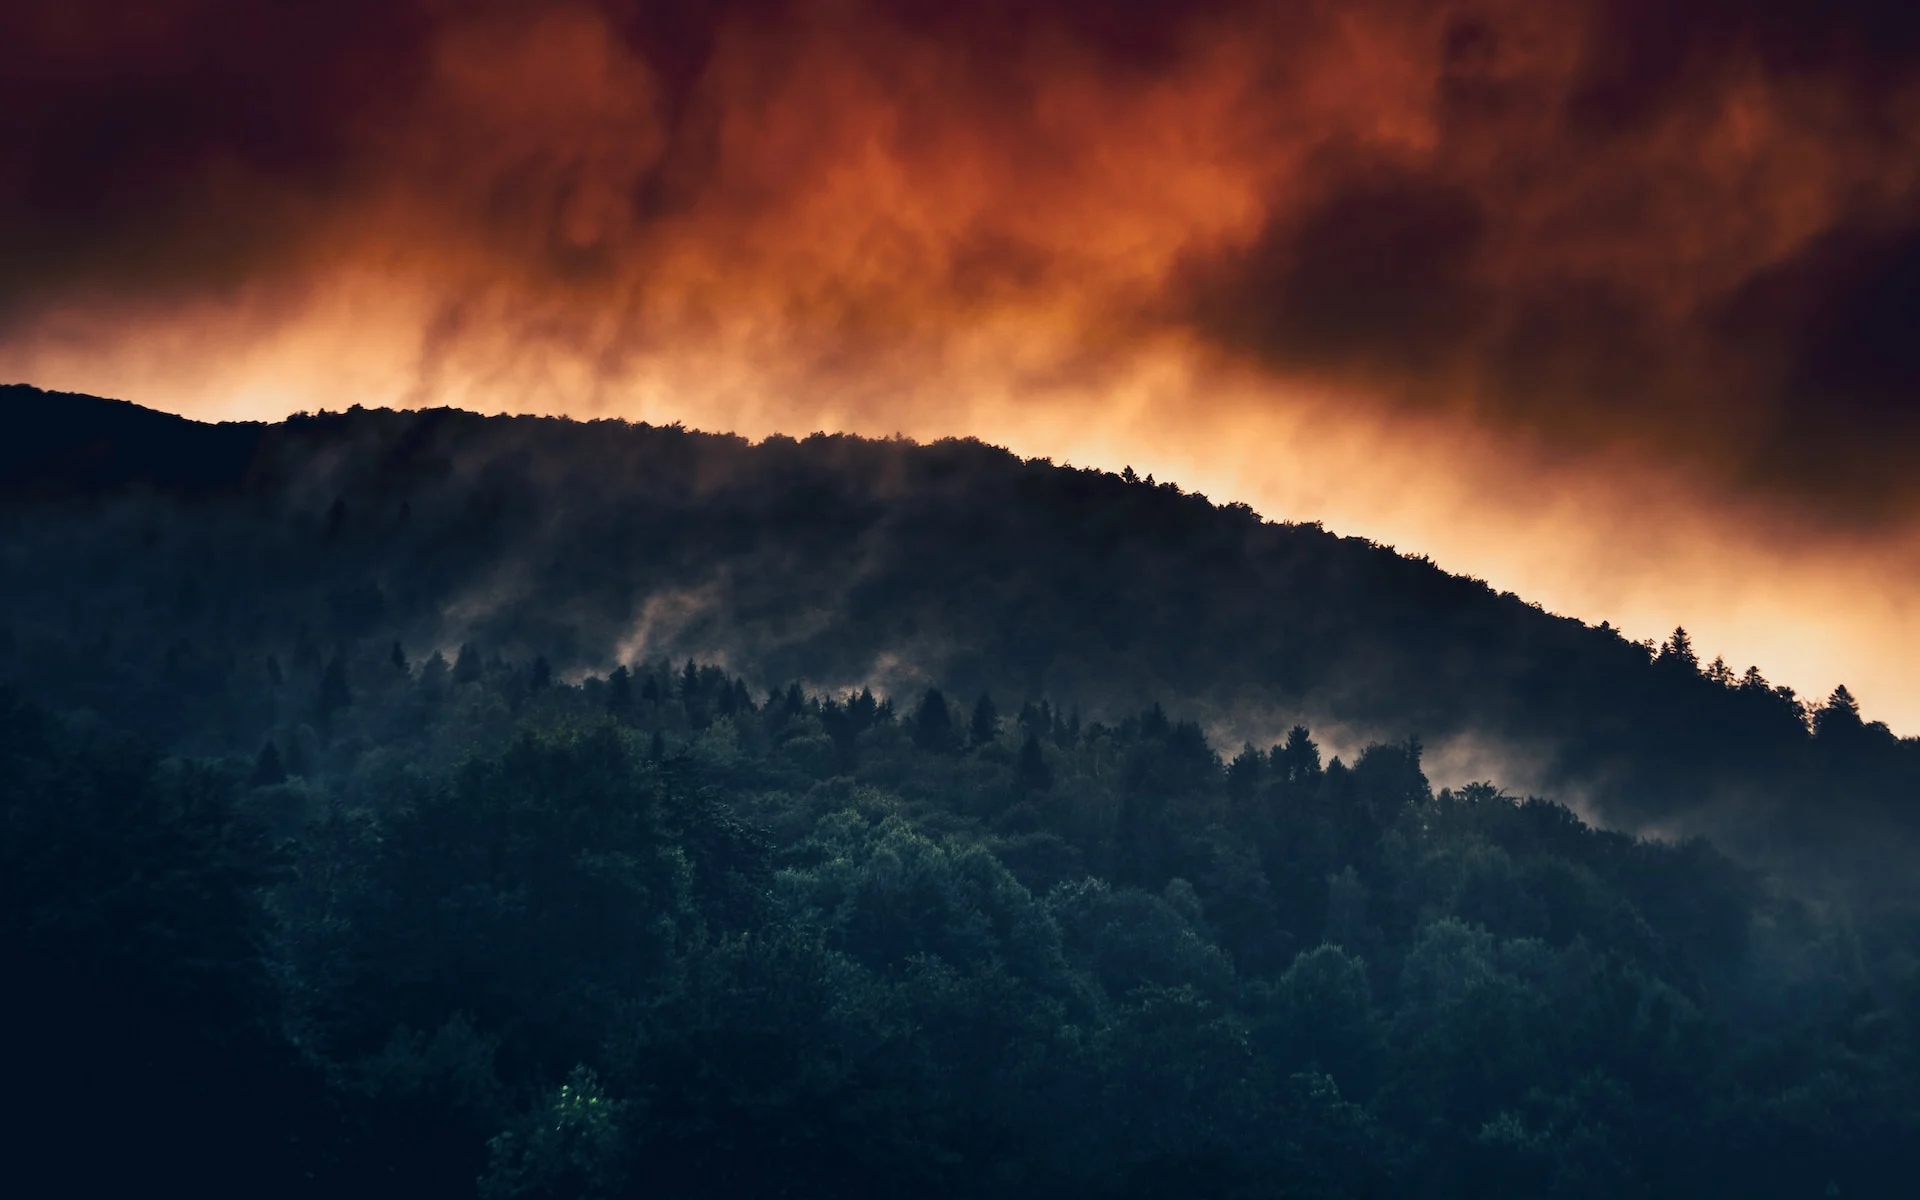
[453,642,483,684]
[607,666,634,713]
[1815,685,1864,740]
[913,688,953,752]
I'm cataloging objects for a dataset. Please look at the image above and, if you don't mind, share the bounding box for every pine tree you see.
[1658,627,1700,672]
[453,642,483,684]
[1815,685,1864,741]
[607,666,634,713]
[1274,725,1322,787]
[1228,743,1264,799]
[913,688,954,752]
[850,687,878,730]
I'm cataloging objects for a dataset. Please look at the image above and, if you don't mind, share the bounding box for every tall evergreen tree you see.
[607,666,634,713]
[913,688,953,752]
[1658,626,1700,672]
[1815,684,1864,740]
[1274,725,1323,787]
[453,642,483,684]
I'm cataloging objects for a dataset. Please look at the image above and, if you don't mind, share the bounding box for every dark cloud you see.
[2,0,1919,522]
[1183,166,1490,376]
[1702,220,1920,511]
[1162,1,1920,519]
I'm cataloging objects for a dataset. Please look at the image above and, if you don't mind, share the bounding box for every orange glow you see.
[4,0,1919,727]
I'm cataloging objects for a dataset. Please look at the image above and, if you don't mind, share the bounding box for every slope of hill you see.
[8,382,1920,1196]
[1,383,1914,886]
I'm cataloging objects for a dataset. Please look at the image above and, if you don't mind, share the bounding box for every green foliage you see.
[1260,944,1383,1094]
[4,656,1920,1196]
[480,1067,630,1200]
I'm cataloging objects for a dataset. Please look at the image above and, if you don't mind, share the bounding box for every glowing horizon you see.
[5,0,1918,729]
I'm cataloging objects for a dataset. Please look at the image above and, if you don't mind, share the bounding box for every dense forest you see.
[5,386,1920,1195]
[7,655,1919,1196]
[4,385,1918,887]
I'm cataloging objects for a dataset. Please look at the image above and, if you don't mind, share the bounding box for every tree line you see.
[7,648,1919,1197]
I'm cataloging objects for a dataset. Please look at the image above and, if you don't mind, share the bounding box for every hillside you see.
[8,383,1920,1196]
[5,626,1915,1197]
[2,383,1915,885]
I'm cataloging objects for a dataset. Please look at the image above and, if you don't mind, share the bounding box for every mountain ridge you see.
[2,382,1913,889]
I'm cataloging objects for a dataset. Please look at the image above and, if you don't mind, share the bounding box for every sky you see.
[4,0,1919,728]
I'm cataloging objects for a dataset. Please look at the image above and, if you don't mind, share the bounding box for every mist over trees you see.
[3,384,1916,887]
[6,386,1920,1195]
[8,655,1920,1196]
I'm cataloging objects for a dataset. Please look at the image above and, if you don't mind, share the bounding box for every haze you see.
[5,0,1917,726]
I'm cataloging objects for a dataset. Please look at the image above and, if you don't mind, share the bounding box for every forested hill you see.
[10,382,1920,1196]
[2,382,1915,886]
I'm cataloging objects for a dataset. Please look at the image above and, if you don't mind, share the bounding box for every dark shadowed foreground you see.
[4,657,1914,1197]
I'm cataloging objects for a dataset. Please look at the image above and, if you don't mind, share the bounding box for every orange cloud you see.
[4,0,1920,723]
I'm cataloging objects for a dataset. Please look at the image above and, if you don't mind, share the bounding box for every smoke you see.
[4,0,1920,722]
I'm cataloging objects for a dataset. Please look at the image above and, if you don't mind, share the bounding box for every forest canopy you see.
[4,385,1917,886]
[5,389,1920,1195]
[5,657,1917,1196]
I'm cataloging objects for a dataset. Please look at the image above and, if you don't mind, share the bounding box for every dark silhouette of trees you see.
[1274,725,1323,788]
[1,660,1918,1196]
[454,642,484,684]
[1,694,316,1194]
[1816,684,1864,740]
[3,389,1918,887]
[1227,742,1264,799]
[5,388,1920,1194]
[913,687,955,752]
[1658,626,1699,672]
[606,665,633,713]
